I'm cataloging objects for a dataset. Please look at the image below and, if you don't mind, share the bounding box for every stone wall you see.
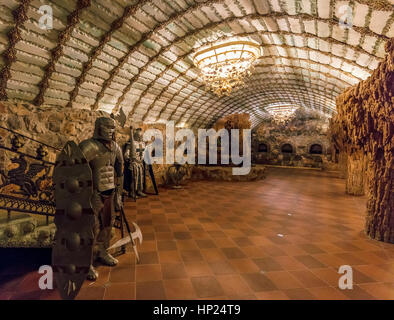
[345,150,369,196]
[332,39,393,243]
[252,108,335,170]
[0,101,190,247]
[213,113,252,131]
[212,112,251,161]
[0,101,171,190]
[329,116,368,194]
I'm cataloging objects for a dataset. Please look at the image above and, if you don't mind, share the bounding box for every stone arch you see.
[308,143,325,155]
[258,142,269,153]
[281,143,295,154]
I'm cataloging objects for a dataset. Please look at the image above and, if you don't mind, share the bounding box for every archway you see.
[309,144,323,155]
[281,144,294,154]
[258,143,268,153]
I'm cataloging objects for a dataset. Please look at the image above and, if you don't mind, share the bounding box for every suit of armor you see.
[79,117,124,280]
[52,116,125,299]
[123,128,147,198]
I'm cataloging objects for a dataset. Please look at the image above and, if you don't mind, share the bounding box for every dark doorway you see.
[281,144,293,154]
[258,143,268,152]
[310,144,323,154]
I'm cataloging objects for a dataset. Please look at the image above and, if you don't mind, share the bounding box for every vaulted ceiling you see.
[0,0,393,128]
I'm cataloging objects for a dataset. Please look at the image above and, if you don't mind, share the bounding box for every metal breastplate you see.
[90,144,116,192]
[134,141,145,163]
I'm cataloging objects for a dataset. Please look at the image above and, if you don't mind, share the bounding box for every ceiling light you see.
[192,37,262,97]
[264,105,300,125]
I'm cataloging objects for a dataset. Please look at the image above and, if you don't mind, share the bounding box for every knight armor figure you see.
[79,117,124,280]
[124,127,147,198]
[52,117,124,299]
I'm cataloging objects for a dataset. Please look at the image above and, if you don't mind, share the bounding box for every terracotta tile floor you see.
[1,167,394,300]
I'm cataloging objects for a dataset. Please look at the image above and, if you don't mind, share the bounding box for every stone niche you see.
[252,107,334,170]
[331,39,393,243]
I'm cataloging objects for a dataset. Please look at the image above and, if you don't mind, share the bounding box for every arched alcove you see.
[258,143,268,153]
[281,144,294,154]
[309,144,323,155]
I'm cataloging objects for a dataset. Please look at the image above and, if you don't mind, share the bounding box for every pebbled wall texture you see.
[0,101,172,190]
[0,102,175,247]
[331,38,394,243]
[253,108,334,170]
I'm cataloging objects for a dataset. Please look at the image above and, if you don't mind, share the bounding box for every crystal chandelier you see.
[192,38,262,97]
[265,105,299,125]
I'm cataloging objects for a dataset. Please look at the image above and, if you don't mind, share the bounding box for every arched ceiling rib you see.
[141,62,355,128]
[110,13,383,115]
[126,45,370,118]
[0,0,393,128]
[134,55,360,120]
[187,83,336,128]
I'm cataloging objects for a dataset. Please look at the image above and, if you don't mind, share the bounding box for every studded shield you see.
[52,141,95,300]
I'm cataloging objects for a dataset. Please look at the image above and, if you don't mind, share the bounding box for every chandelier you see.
[265,105,299,125]
[192,38,262,97]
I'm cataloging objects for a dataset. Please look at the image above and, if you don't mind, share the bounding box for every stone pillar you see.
[346,150,367,196]
[334,39,394,243]
[365,145,393,243]
[337,151,348,179]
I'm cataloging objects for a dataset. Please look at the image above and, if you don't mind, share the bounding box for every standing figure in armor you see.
[79,117,124,280]
[52,117,124,297]
[123,127,147,198]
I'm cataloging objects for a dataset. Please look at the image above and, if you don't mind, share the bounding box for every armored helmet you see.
[133,127,143,141]
[93,117,116,142]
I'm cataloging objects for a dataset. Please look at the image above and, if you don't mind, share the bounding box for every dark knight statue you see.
[123,127,147,199]
[80,117,124,279]
[52,117,124,299]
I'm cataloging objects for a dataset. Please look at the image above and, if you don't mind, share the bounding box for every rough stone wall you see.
[213,112,251,158]
[336,152,348,179]
[0,101,187,247]
[213,113,252,131]
[345,150,369,196]
[252,108,334,169]
[329,116,368,194]
[0,101,171,191]
[333,39,394,243]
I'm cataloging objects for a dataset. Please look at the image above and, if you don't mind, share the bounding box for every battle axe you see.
[108,207,142,263]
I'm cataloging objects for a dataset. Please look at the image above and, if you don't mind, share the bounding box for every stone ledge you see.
[0,212,55,248]
[191,165,266,182]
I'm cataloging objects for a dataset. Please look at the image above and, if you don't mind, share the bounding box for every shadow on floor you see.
[0,248,52,279]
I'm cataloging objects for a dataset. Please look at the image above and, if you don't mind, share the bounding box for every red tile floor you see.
[1,167,394,300]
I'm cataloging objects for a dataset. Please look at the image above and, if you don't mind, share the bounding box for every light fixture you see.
[192,37,262,97]
[264,105,299,125]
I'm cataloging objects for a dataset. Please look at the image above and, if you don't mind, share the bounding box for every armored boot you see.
[97,244,119,266]
[136,190,147,198]
[87,265,98,281]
